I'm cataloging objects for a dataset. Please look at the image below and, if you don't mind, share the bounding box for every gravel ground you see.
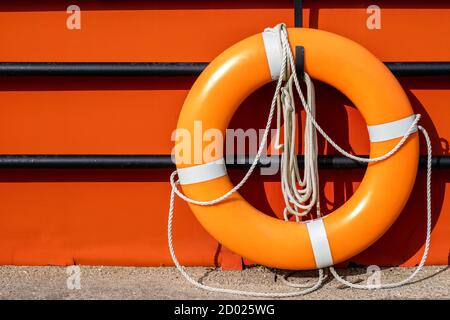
[0,265,448,300]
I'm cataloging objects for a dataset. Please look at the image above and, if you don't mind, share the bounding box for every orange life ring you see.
[175,27,419,270]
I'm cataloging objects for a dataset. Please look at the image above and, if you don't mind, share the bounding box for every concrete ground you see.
[0,265,448,300]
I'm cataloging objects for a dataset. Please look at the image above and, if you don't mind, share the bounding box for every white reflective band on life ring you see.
[368,114,417,143]
[306,219,334,268]
[177,158,227,185]
[262,25,283,80]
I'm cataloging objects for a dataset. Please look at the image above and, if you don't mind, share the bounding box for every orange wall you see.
[0,1,448,267]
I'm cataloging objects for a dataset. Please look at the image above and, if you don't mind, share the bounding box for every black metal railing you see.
[0,62,449,77]
[0,155,447,169]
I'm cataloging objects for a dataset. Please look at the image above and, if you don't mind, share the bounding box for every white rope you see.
[168,188,326,297]
[329,125,432,289]
[167,28,326,296]
[276,71,321,221]
[167,23,432,296]
[277,25,422,165]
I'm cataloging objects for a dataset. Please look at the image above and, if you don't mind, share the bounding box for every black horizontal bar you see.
[386,62,450,76]
[0,62,449,77]
[0,62,208,77]
[0,155,447,169]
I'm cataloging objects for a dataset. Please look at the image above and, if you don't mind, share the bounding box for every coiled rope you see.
[167,23,432,296]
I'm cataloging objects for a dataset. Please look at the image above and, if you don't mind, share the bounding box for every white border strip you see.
[306,219,334,268]
[262,25,283,80]
[368,114,417,143]
[177,158,227,185]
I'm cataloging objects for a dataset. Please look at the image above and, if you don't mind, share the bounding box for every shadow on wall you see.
[0,0,449,12]
[227,76,448,267]
[349,78,448,267]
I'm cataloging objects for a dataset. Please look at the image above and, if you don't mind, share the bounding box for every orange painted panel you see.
[0,1,448,62]
[0,169,220,266]
[0,77,191,154]
[0,1,448,267]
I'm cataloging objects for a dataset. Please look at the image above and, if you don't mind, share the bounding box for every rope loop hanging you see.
[167,24,432,297]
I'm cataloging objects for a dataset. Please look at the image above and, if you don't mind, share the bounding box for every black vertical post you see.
[294,0,303,27]
[294,0,304,78]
